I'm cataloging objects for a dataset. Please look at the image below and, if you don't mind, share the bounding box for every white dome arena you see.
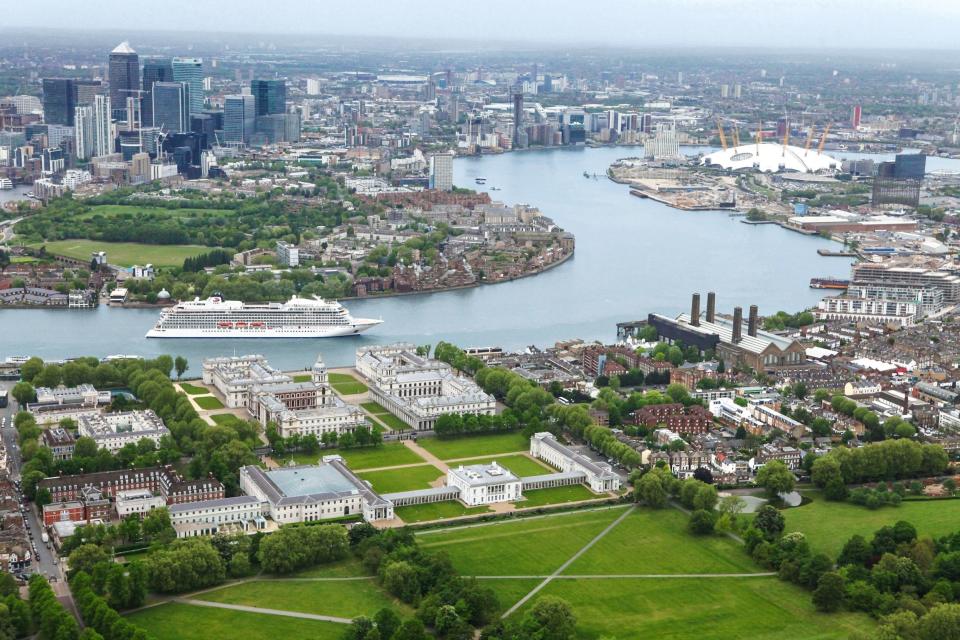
[702,142,839,173]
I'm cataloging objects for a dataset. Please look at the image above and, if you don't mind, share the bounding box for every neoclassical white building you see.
[76,409,171,452]
[529,432,621,493]
[202,353,367,439]
[446,461,523,506]
[356,344,496,431]
[169,495,266,538]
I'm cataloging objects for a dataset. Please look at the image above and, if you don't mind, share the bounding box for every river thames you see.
[1,145,936,370]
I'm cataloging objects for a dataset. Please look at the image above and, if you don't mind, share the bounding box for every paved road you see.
[501,505,635,619]
[173,598,353,624]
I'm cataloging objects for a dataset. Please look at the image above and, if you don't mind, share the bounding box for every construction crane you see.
[781,112,790,157]
[817,123,831,154]
[803,127,817,156]
[756,120,762,153]
[716,118,728,151]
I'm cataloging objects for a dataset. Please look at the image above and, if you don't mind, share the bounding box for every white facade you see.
[357,344,496,431]
[447,461,522,505]
[74,105,94,160]
[276,240,300,267]
[93,95,113,158]
[76,409,171,452]
[429,152,453,191]
[170,496,264,538]
[816,296,918,327]
[115,489,166,518]
[529,432,620,493]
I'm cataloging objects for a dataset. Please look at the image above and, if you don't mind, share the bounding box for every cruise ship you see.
[145,295,382,338]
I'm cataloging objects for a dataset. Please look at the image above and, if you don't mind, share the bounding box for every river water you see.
[1,146,950,371]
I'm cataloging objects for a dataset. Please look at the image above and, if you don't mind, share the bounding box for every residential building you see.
[39,466,224,507]
[41,427,76,461]
[74,105,94,160]
[93,95,113,157]
[529,432,620,492]
[276,240,300,267]
[169,496,265,538]
[429,152,454,191]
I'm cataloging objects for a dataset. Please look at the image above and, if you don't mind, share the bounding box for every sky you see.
[5,0,960,50]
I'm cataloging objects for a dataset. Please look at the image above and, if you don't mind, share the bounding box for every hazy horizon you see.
[5,0,960,51]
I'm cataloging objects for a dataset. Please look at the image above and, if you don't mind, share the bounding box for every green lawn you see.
[197,579,404,619]
[418,507,629,576]
[519,484,600,507]
[31,239,212,268]
[277,444,425,470]
[395,501,492,523]
[373,413,410,431]
[417,432,530,461]
[178,382,209,395]
[193,395,225,410]
[563,507,757,575]
[477,578,542,613]
[361,401,390,414]
[783,492,960,558]
[292,374,312,382]
[127,603,345,640]
[514,577,872,640]
[210,413,244,425]
[328,373,368,395]
[290,558,369,579]
[457,454,551,477]
[83,204,236,220]
[357,464,445,493]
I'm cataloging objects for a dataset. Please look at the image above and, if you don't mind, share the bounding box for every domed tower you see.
[311,354,330,406]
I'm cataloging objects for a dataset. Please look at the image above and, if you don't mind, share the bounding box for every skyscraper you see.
[223,94,256,145]
[43,79,75,126]
[93,94,113,157]
[250,79,287,116]
[142,58,174,128]
[172,58,204,115]
[74,105,94,160]
[429,152,453,191]
[108,42,140,119]
[73,80,103,107]
[151,82,190,134]
[512,90,524,148]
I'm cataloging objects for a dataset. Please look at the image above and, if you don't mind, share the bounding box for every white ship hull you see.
[146,319,382,339]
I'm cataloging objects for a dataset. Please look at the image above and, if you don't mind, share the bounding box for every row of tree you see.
[70,571,154,640]
[258,524,349,574]
[810,439,949,488]
[29,574,103,640]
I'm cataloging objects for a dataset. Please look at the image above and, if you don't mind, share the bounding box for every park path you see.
[402,440,450,472]
[500,505,635,619]
[173,598,353,624]
[476,572,776,579]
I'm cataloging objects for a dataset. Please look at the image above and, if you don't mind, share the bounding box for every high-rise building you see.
[429,152,453,191]
[151,82,190,134]
[851,105,862,129]
[93,95,113,157]
[108,42,140,120]
[74,80,103,107]
[511,90,524,148]
[250,79,287,116]
[172,58,204,115]
[142,58,174,128]
[74,105,94,160]
[223,94,256,145]
[43,79,75,126]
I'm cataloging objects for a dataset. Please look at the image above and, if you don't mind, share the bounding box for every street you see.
[1,380,63,583]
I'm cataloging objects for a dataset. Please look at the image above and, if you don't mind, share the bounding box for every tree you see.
[11,382,36,406]
[20,357,43,382]
[755,461,795,499]
[382,561,421,604]
[919,604,960,640]
[373,608,400,640]
[392,618,428,640]
[520,596,577,640]
[692,467,713,484]
[688,509,716,535]
[174,356,188,380]
[634,470,669,508]
[812,572,845,612]
[69,544,110,576]
[837,534,872,567]
[754,505,785,541]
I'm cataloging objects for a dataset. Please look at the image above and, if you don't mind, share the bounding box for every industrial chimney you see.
[706,292,716,323]
[732,306,743,343]
[691,293,701,326]
[748,305,759,337]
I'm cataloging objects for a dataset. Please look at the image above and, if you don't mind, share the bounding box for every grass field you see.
[178,382,209,395]
[31,239,211,268]
[783,493,960,558]
[361,401,390,414]
[197,579,405,619]
[276,444,425,470]
[127,603,345,640]
[459,454,551,477]
[328,373,368,395]
[373,413,409,431]
[395,501,492,523]
[83,204,236,219]
[564,507,756,575]
[520,484,600,507]
[358,464,445,493]
[210,414,244,425]
[417,432,530,460]
[292,374,312,382]
[517,577,871,640]
[193,395,225,410]
[291,558,369,579]
[418,507,629,576]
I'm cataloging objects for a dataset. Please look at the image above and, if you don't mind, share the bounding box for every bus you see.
[0,389,7,408]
